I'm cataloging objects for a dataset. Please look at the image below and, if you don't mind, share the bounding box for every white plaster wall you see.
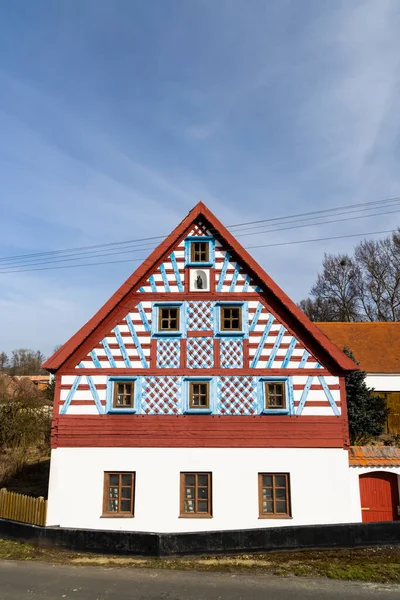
[366,374,400,392]
[348,466,400,522]
[46,447,357,532]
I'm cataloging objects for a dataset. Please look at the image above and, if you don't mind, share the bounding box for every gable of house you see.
[45,203,356,449]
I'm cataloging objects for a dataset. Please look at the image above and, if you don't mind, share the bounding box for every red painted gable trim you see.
[43,202,357,374]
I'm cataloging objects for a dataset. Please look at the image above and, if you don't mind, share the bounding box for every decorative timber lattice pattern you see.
[187,301,214,330]
[220,338,243,368]
[141,377,181,414]
[156,338,181,368]
[217,376,257,415]
[186,337,214,369]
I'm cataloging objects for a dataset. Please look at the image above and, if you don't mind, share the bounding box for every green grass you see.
[0,539,399,583]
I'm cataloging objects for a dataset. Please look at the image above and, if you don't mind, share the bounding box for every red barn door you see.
[359,472,400,522]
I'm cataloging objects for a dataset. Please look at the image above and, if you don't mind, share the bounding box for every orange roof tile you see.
[316,322,400,373]
[349,445,400,466]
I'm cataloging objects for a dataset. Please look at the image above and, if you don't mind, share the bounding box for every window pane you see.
[276,475,286,487]
[262,488,273,500]
[198,475,208,486]
[197,501,208,513]
[197,487,208,499]
[109,487,119,498]
[108,499,118,512]
[121,500,131,512]
[184,500,195,513]
[276,488,286,500]
[276,501,287,513]
[185,474,195,486]
[121,474,132,486]
[263,501,274,513]
[185,487,195,499]
[121,487,132,499]
[262,475,272,487]
[109,475,119,485]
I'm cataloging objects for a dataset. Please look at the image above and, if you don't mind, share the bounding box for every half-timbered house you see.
[43,202,360,532]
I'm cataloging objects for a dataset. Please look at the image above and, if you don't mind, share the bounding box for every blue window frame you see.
[106,376,142,414]
[184,236,215,267]
[214,301,248,337]
[257,377,294,415]
[151,302,185,337]
[182,377,216,414]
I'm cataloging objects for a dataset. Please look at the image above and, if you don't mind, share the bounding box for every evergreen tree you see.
[343,347,389,444]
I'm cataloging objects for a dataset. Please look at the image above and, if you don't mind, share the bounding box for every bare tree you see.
[0,352,9,372]
[8,349,47,376]
[300,230,400,322]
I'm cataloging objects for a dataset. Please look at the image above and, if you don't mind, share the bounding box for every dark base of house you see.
[1,519,399,557]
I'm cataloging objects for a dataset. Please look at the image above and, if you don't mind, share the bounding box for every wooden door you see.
[359,472,400,522]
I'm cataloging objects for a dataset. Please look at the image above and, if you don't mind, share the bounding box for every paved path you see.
[0,560,399,599]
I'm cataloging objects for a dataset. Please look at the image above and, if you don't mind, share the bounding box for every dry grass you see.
[0,539,399,583]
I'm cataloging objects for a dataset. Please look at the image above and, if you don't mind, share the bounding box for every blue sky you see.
[1,0,400,356]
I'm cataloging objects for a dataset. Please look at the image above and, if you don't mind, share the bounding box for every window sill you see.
[183,409,213,415]
[100,514,135,518]
[179,514,213,519]
[258,515,292,519]
[152,331,183,337]
[106,409,137,414]
[261,410,290,416]
[185,261,214,268]
[215,331,246,337]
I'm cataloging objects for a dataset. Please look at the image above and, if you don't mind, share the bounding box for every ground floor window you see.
[102,472,135,517]
[258,473,291,518]
[180,472,212,517]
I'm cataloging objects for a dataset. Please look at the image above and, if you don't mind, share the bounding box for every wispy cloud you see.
[0,0,400,353]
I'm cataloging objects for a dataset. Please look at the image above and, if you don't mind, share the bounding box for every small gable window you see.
[265,382,286,411]
[258,377,292,415]
[189,381,210,409]
[159,306,180,331]
[221,305,242,331]
[183,377,214,414]
[184,237,215,267]
[106,377,140,414]
[113,381,134,409]
[152,303,184,337]
[191,241,209,263]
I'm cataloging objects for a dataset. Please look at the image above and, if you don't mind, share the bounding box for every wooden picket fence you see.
[0,488,47,526]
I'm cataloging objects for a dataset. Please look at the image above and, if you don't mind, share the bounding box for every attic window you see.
[191,242,209,263]
[189,381,210,409]
[265,382,286,410]
[113,381,134,409]
[159,307,180,331]
[220,306,242,331]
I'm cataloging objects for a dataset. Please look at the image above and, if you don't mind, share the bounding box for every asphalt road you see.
[0,560,399,600]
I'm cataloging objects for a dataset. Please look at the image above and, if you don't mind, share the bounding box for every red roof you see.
[317,322,400,373]
[349,446,400,466]
[43,202,357,374]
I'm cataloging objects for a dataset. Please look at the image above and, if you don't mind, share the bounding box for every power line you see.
[1,195,399,265]
[0,227,395,275]
[0,204,399,272]
[0,202,400,273]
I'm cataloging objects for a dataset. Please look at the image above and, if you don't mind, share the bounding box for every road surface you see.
[0,560,399,599]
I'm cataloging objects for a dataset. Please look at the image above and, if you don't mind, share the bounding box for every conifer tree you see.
[343,347,389,444]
